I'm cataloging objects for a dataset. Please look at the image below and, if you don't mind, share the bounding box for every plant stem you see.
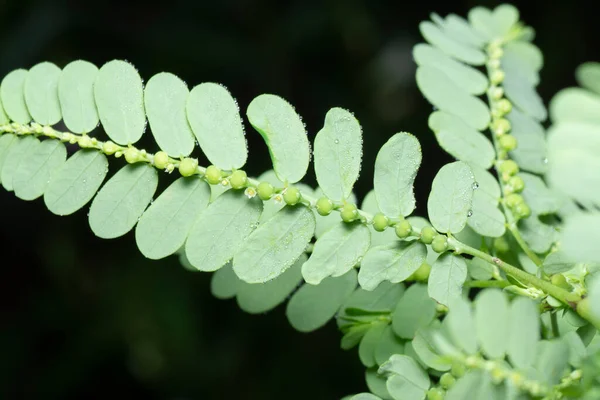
[507,222,543,266]
[464,280,510,289]
[550,312,560,338]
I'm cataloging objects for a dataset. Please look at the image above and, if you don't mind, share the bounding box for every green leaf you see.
[210,261,240,299]
[534,339,569,385]
[563,330,586,368]
[543,252,574,274]
[349,394,382,400]
[474,289,509,359]
[379,354,430,400]
[561,213,600,263]
[428,111,494,169]
[519,216,557,254]
[419,21,485,65]
[236,253,305,314]
[286,269,357,332]
[246,94,310,183]
[302,222,370,285]
[502,42,542,86]
[0,90,9,124]
[23,62,62,125]
[416,65,490,131]
[88,164,158,239]
[506,108,547,174]
[445,296,478,354]
[313,107,362,201]
[428,253,467,307]
[135,177,211,260]
[445,371,495,400]
[413,45,488,95]
[467,7,500,40]
[503,72,547,121]
[94,60,146,145]
[361,190,398,248]
[186,82,248,169]
[234,205,315,283]
[547,121,600,207]
[375,326,405,365]
[58,60,99,134]
[373,132,421,218]
[520,172,562,215]
[492,4,519,37]
[1,135,39,191]
[467,258,495,281]
[0,134,18,184]
[13,139,66,201]
[550,88,600,125]
[185,190,263,271]
[392,283,436,339]
[412,326,451,371]
[427,161,475,234]
[576,62,600,95]
[360,322,388,367]
[365,367,392,400]
[507,297,540,369]
[341,324,371,350]
[466,164,505,237]
[144,72,195,157]
[341,281,405,316]
[0,69,31,124]
[358,242,427,291]
[43,149,109,216]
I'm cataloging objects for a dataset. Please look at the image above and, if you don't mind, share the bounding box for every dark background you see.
[0,0,597,399]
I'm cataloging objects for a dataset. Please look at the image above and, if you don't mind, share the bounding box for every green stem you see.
[464,280,510,289]
[507,222,543,266]
[550,312,559,338]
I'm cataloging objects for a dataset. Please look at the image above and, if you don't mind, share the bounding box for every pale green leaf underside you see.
[349,393,381,400]
[503,71,547,121]
[233,204,316,283]
[561,213,600,264]
[135,177,211,260]
[412,327,451,371]
[542,251,574,274]
[286,269,357,332]
[416,65,490,131]
[445,296,478,354]
[427,161,475,234]
[467,258,495,281]
[0,91,9,124]
[392,283,436,339]
[43,149,109,216]
[1,69,31,124]
[445,371,496,400]
[550,87,600,125]
[547,121,600,208]
[419,21,485,65]
[466,195,505,237]
[302,222,370,285]
[13,139,66,201]
[359,322,387,367]
[468,5,518,40]
[502,41,542,86]
[576,62,600,95]
[58,60,100,134]
[379,354,430,400]
[94,60,146,145]
[185,190,263,271]
[246,93,309,183]
[210,261,240,299]
[442,14,486,48]
[413,44,488,95]
[507,108,547,174]
[341,280,405,315]
[534,340,569,385]
[313,107,362,201]
[1,135,39,191]
[88,163,158,239]
[24,62,62,125]
[507,297,540,369]
[519,216,557,254]
[236,253,305,314]
[144,72,195,157]
[520,172,562,215]
[358,242,427,291]
[428,111,494,169]
[0,134,18,184]
[428,253,467,306]
[375,326,405,365]
[474,289,509,359]
[374,132,421,218]
[187,82,248,169]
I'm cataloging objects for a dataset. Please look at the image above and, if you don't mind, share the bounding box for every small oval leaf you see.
[428,253,468,307]
[1,69,31,124]
[58,60,100,134]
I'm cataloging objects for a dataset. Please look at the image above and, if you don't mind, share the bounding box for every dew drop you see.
[542,157,548,164]
[334,139,339,144]
[467,209,473,217]
[472,181,479,190]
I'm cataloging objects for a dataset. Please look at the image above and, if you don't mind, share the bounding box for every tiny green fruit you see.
[395,219,412,239]
[497,98,512,114]
[451,362,466,378]
[420,226,436,244]
[426,387,445,400]
[431,234,448,253]
[492,118,511,135]
[499,134,518,151]
[490,69,505,85]
[488,85,504,99]
[340,203,358,222]
[102,140,120,155]
[154,151,169,169]
[551,274,572,290]
[440,372,456,389]
[205,165,222,184]
[257,181,275,200]
[412,262,431,281]
[179,158,198,177]
[505,193,524,208]
[316,197,334,216]
[508,175,525,193]
[372,213,389,232]
[493,236,510,253]
[229,170,248,189]
[283,186,301,205]
[513,202,531,219]
[499,159,519,176]
[124,148,141,164]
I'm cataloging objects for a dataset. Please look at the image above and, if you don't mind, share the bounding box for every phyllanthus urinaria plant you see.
[0,3,599,399]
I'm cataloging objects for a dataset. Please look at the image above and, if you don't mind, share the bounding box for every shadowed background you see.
[0,0,597,398]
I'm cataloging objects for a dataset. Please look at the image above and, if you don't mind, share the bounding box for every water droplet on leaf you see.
[467,209,473,217]
[472,182,479,190]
